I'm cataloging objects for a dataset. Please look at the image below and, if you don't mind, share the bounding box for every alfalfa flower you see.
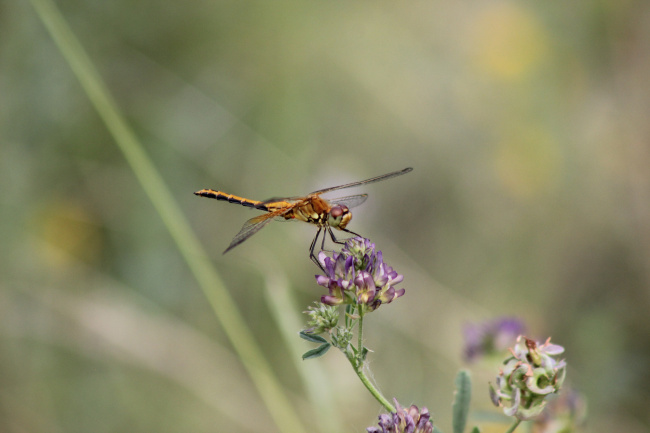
[316,238,405,311]
[490,336,567,420]
[367,399,433,433]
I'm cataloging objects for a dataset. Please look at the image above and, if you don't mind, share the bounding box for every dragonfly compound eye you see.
[328,205,351,228]
[330,206,344,218]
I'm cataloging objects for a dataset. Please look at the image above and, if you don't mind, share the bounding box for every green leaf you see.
[452,370,472,433]
[302,343,331,360]
[470,427,480,433]
[299,330,328,344]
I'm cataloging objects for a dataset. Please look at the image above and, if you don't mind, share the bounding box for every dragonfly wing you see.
[330,194,369,209]
[258,198,298,212]
[224,211,283,253]
[310,167,413,195]
[260,196,299,204]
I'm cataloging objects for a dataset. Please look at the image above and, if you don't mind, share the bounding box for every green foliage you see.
[302,343,331,360]
[299,330,328,344]
[452,370,472,433]
[300,330,331,360]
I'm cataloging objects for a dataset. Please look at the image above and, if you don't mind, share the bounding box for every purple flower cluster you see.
[463,317,526,362]
[367,399,433,433]
[316,238,405,311]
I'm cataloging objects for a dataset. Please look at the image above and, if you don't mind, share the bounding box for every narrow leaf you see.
[360,346,370,361]
[452,370,472,433]
[302,343,331,360]
[299,330,328,344]
[470,427,480,433]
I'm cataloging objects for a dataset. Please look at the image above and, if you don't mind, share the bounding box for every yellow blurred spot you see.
[470,3,549,80]
[34,202,103,267]
[494,127,561,198]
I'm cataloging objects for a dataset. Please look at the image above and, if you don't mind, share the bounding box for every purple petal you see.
[321,295,343,306]
[417,408,430,429]
[316,275,331,287]
[542,343,565,355]
[391,288,404,302]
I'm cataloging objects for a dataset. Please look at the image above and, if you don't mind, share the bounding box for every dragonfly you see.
[194,167,413,269]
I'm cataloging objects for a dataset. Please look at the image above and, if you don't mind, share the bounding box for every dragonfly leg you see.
[327,226,362,245]
[310,227,326,271]
[313,227,362,272]
[321,226,328,250]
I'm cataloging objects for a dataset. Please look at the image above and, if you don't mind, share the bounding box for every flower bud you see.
[304,302,339,334]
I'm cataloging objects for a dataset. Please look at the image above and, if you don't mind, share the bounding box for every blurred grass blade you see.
[452,370,472,433]
[258,255,343,433]
[28,0,307,431]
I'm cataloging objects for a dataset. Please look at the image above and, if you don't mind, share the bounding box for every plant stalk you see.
[354,365,396,413]
[504,419,522,433]
[350,309,395,413]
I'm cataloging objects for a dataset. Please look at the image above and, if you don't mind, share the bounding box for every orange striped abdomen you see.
[193,189,294,213]
[194,189,267,209]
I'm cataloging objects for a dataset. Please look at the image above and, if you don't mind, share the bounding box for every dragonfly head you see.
[328,205,352,229]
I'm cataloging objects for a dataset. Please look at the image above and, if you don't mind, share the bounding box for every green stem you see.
[358,309,364,353]
[354,365,396,413]
[349,308,394,413]
[504,419,522,433]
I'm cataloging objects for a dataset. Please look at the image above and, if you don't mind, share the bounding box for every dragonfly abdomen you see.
[194,189,268,210]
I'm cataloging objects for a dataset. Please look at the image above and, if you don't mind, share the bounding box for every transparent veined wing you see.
[329,194,369,209]
[223,207,292,253]
[309,167,412,195]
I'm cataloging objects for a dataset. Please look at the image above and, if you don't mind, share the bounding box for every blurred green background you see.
[2,0,650,432]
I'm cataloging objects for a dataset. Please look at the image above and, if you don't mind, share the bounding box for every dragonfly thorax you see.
[292,197,352,230]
